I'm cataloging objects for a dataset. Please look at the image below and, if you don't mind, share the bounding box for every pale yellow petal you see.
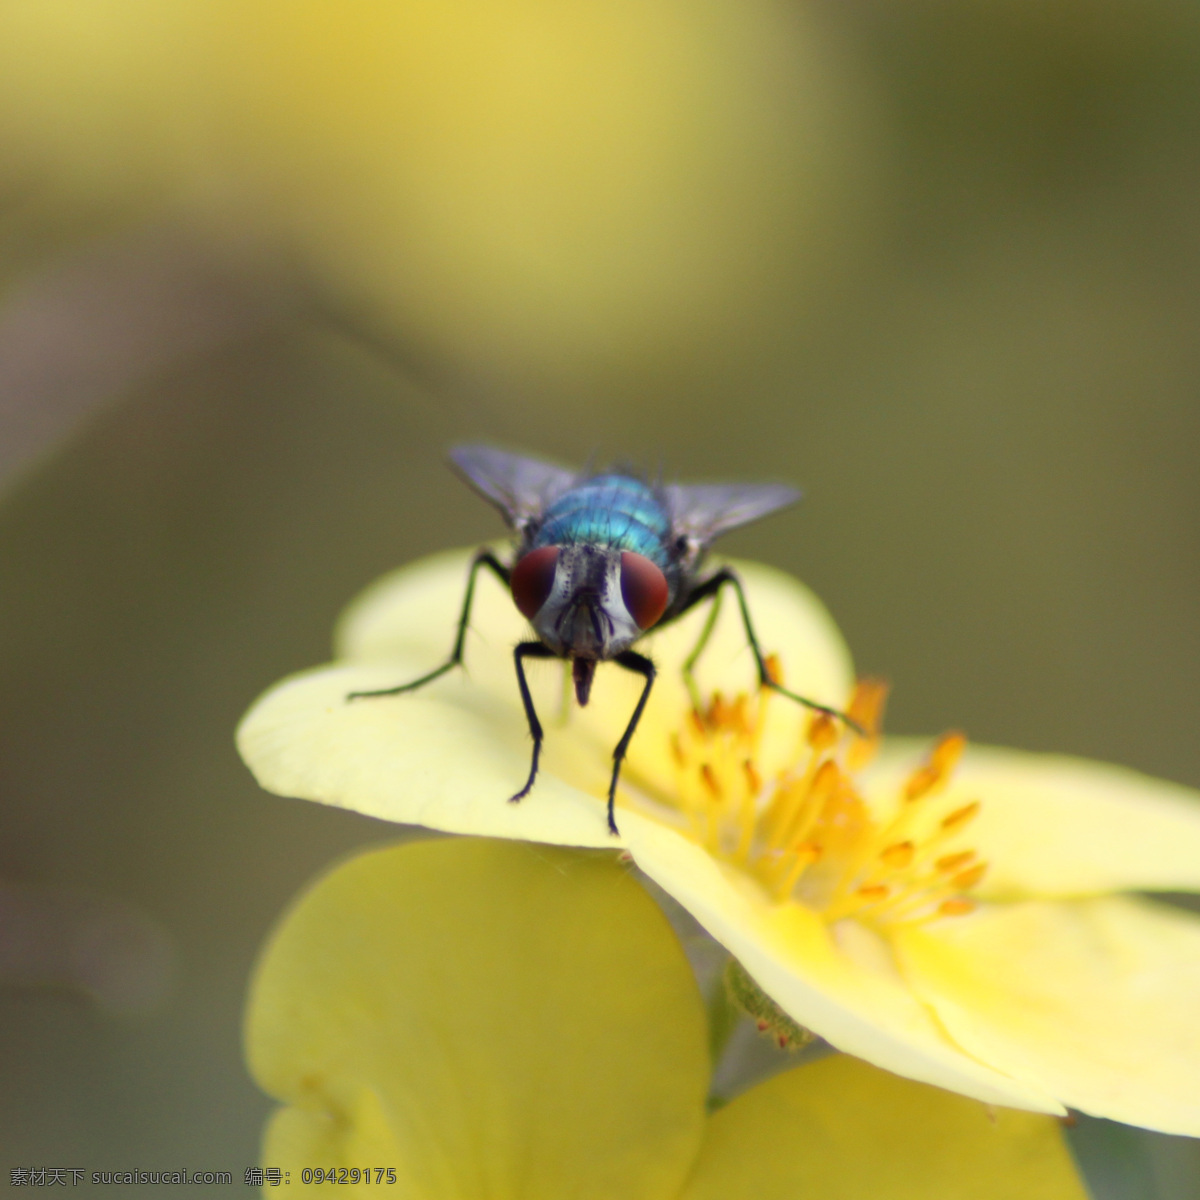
[247,839,709,1199]
[895,895,1200,1135]
[336,545,523,664]
[862,741,1200,898]
[621,810,1063,1113]
[236,658,614,846]
[681,1054,1087,1200]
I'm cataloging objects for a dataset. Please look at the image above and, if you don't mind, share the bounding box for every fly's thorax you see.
[510,541,672,661]
[537,474,671,556]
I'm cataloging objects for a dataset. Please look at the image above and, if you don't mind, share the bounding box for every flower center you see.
[666,666,986,928]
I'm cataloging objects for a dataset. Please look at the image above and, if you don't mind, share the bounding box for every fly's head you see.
[510,543,670,701]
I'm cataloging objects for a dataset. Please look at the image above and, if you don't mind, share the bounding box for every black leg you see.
[346,548,510,701]
[510,641,558,804]
[606,650,657,836]
[677,568,864,735]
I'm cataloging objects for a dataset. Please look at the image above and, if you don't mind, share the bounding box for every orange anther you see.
[847,678,889,737]
[935,850,975,873]
[670,732,686,767]
[807,760,841,808]
[743,759,762,795]
[938,897,976,917]
[880,841,915,869]
[689,708,706,736]
[764,654,783,687]
[950,863,987,891]
[941,801,981,831]
[791,841,823,864]
[806,713,838,752]
[856,884,889,901]
[930,731,967,776]
[905,732,967,801]
[700,763,722,799]
[904,766,938,802]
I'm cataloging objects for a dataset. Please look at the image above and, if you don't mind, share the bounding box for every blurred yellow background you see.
[0,3,1197,1195]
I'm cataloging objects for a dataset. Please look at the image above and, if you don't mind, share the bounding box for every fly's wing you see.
[449,444,577,530]
[664,482,802,546]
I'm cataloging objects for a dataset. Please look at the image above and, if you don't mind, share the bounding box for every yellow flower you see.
[246,836,1087,1199]
[238,548,1200,1134]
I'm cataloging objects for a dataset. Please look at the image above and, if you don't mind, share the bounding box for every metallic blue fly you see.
[348,445,855,834]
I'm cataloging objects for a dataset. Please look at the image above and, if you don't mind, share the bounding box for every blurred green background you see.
[1,3,1198,1196]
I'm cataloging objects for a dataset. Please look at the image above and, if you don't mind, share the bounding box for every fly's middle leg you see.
[677,568,864,735]
[346,548,510,702]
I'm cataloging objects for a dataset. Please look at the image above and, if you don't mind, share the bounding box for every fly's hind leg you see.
[346,548,510,701]
[677,568,864,734]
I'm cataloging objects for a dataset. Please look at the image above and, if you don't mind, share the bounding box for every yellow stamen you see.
[935,850,975,873]
[773,759,840,852]
[904,731,966,801]
[845,677,888,770]
[666,674,987,931]
[743,759,762,796]
[669,732,685,767]
[773,841,822,902]
[950,863,987,891]
[880,841,915,869]
[847,677,889,736]
[806,713,839,753]
[941,801,981,832]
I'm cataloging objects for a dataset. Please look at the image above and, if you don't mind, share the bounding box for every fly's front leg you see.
[510,641,558,803]
[346,548,510,701]
[678,567,864,734]
[606,650,657,836]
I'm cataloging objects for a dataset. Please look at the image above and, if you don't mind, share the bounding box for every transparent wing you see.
[449,444,577,528]
[664,481,802,545]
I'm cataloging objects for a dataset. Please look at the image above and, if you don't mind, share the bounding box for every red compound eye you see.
[511,546,560,619]
[620,551,669,630]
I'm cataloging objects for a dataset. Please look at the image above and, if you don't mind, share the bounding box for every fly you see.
[348,445,857,835]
